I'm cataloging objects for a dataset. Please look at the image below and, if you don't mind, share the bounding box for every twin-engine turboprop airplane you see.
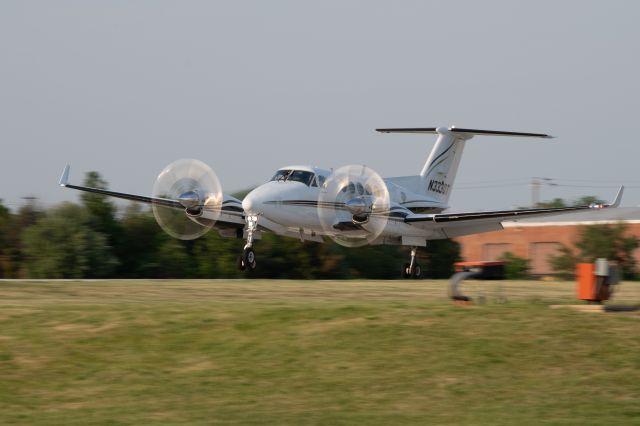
[59,126,623,278]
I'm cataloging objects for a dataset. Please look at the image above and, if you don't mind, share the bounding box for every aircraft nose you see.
[242,190,262,214]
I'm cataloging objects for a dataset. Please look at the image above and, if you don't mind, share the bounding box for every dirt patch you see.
[175,359,215,373]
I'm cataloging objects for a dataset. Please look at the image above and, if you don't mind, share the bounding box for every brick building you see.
[455,207,640,276]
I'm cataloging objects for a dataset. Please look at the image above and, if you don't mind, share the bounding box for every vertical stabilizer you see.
[418,128,468,204]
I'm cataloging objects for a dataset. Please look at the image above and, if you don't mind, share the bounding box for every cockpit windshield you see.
[271,169,292,182]
[270,169,316,186]
[288,170,315,186]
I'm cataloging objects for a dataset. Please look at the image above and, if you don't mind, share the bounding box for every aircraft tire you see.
[412,264,422,279]
[243,248,257,271]
[237,255,246,271]
[402,263,411,279]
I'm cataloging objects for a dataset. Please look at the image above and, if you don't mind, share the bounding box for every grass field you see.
[1,280,639,425]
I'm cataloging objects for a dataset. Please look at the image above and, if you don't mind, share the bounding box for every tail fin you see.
[376,126,552,205]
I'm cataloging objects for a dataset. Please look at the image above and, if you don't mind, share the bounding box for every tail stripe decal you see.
[423,141,454,177]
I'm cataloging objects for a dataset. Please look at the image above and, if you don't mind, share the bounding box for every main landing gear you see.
[402,246,421,279]
[238,215,258,271]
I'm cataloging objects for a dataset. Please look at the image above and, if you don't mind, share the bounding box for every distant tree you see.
[536,198,567,208]
[81,172,123,243]
[117,203,165,277]
[549,223,639,280]
[0,199,10,218]
[81,171,126,271]
[575,223,638,278]
[341,244,404,279]
[572,196,605,207]
[535,195,604,209]
[0,200,10,246]
[156,238,194,278]
[498,251,530,279]
[549,246,578,280]
[22,202,118,278]
[420,239,462,279]
[14,199,44,229]
[250,233,316,279]
[1,199,45,278]
[193,230,245,278]
[0,200,11,277]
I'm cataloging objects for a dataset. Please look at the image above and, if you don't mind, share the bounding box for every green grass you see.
[0,280,639,425]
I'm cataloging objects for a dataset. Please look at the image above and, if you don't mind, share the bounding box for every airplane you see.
[58,126,624,278]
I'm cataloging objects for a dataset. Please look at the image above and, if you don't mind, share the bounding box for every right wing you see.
[404,186,624,238]
[59,165,245,231]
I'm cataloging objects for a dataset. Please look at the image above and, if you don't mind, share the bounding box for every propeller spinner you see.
[151,159,223,240]
[318,164,390,247]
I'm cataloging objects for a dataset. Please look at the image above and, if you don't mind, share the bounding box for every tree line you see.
[0,172,460,279]
[3,172,636,280]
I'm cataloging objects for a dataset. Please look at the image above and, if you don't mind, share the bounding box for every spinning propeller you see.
[318,165,390,247]
[151,159,223,240]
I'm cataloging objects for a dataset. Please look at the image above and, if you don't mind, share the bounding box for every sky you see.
[1,1,640,212]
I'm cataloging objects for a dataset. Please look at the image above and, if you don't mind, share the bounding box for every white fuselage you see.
[241,165,444,242]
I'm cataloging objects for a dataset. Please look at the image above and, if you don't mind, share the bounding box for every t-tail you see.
[376,126,553,205]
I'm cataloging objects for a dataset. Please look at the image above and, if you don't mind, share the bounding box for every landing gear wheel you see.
[402,263,411,279]
[237,255,246,271]
[412,263,422,279]
[401,246,422,279]
[243,247,257,270]
[401,262,421,279]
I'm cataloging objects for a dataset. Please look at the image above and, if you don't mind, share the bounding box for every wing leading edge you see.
[58,165,245,229]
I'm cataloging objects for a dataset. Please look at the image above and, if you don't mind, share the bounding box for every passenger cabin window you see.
[270,169,316,186]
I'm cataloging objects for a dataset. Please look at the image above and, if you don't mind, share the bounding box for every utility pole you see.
[531,178,541,207]
[531,177,556,207]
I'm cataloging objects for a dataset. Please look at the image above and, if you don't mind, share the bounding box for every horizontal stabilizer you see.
[376,126,553,138]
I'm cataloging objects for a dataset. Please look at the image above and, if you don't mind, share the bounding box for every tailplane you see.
[377,126,552,205]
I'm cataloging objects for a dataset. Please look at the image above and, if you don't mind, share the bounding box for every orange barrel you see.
[576,263,596,300]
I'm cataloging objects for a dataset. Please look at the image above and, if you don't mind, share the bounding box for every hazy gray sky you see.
[2,1,639,212]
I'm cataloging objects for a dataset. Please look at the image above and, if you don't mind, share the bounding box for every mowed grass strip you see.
[0,280,639,425]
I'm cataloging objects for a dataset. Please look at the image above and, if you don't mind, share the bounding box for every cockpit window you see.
[271,169,292,182]
[270,169,316,186]
[288,170,315,186]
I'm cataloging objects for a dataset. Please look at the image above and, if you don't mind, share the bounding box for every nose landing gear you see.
[238,214,259,271]
[402,246,422,279]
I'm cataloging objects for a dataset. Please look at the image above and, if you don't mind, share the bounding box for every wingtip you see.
[609,185,624,208]
[59,165,70,187]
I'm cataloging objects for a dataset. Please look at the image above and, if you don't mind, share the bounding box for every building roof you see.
[504,207,640,228]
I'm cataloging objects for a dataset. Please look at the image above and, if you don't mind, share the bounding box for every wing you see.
[404,186,624,239]
[59,165,245,233]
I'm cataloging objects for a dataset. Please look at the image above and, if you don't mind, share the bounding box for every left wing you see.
[404,186,624,238]
[59,165,245,231]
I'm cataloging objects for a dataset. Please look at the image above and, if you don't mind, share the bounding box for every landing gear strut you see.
[402,246,421,279]
[239,215,258,271]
